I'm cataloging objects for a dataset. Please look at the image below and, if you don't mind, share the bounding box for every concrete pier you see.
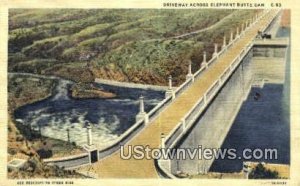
[222,35,227,49]
[201,51,207,68]
[165,76,175,99]
[86,123,92,146]
[186,60,194,81]
[236,27,240,38]
[241,23,244,32]
[161,133,166,149]
[213,43,218,57]
[135,96,149,123]
[83,122,99,164]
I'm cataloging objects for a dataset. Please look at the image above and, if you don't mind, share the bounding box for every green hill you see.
[9,9,259,85]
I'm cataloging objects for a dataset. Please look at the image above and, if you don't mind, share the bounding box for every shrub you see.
[249,163,279,179]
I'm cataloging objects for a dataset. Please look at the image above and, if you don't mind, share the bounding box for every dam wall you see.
[169,49,254,175]
[168,43,287,175]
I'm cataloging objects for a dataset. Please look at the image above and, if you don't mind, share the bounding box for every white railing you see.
[43,10,278,172]
[164,122,184,148]
[98,119,145,159]
[184,98,205,127]
[148,96,173,120]
[194,66,206,79]
[157,10,279,177]
[43,153,89,163]
[174,78,193,96]
[159,41,253,175]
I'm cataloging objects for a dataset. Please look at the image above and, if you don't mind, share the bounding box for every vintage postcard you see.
[0,0,299,186]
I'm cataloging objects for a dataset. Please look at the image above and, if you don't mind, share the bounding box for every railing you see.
[43,153,90,169]
[194,66,206,79]
[262,10,281,33]
[219,46,228,56]
[193,37,238,83]
[148,96,173,121]
[184,98,205,126]
[206,80,220,101]
[220,66,231,82]
[164,122,184,148]
[231,56,240,69]
[97,87,174,159]
[156,10,277,178]
[154,158,177,179]
[98,119,145,159]
[96,83,175,160]
[207,56,217,67]
[43,10,278,172]
[171,8,258,100]
[174,78,193,97]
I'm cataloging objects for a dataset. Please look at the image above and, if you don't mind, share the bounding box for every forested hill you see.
[8,9,259,85]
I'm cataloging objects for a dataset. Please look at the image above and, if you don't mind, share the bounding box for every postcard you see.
[0,0,299,186]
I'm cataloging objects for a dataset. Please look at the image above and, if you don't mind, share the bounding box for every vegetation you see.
[9,9,259,85]
[70,83,116,99]
[8,112,84,179]
[8,75,56,113]
[7,8,261,178]
[249,163,279,179]
[91,39,203,85]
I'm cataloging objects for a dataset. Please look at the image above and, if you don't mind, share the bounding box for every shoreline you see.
[8,75,85,160]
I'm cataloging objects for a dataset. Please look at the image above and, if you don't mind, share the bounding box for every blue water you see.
[210,26,290,172]
[210,84,290,172]
[14,79,165,146]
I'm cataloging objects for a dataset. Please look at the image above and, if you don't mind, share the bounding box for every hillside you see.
[7,9,261,178]
[9,9,260,86]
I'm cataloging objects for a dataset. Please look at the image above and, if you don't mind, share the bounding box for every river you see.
[14,77,165,147]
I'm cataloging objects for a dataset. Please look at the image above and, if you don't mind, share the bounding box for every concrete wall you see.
[44,153,90,169]
[253,46,286,58]
[251,57,286,84]
[252,44,287,84]
[170,50,254,175]
[95,78,169,91]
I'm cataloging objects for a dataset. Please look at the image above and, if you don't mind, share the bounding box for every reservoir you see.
[14,79,165,147]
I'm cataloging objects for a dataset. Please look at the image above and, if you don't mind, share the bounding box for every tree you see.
[249,163,279,179]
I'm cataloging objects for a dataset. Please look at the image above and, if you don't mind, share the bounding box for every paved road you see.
[78,10,278,178]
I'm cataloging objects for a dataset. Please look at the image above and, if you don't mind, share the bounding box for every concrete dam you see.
[41,10,286,178]
[170,45,254,174]
[169,33,289,175]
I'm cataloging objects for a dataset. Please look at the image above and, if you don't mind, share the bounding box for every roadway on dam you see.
[78,10,279,178]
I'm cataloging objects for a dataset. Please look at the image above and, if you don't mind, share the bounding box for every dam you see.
[168,15,289,175]
[210,26,290,173]
[37,10,287,178]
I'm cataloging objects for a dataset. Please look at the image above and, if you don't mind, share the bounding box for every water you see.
[14,79,165,147]
[210,26,290,172]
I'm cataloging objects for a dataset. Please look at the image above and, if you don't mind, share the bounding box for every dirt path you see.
[171,11,236,39]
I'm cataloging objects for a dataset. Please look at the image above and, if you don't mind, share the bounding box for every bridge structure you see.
[44,9,282,178]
